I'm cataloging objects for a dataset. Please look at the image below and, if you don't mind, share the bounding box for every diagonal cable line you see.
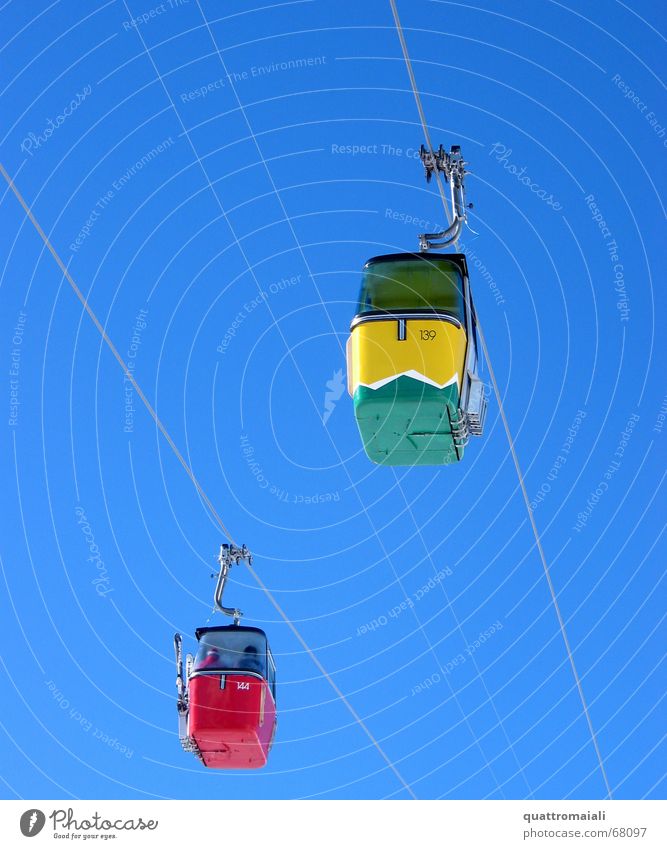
[477,326,613,799]
[0,161,417,799]
[120,0,418,796]
[189,0,511,797]
[0,162,235,543]
[388,0,613,799]
[389,0,457,239]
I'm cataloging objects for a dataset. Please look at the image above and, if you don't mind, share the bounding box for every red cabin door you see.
[188,673,276,769]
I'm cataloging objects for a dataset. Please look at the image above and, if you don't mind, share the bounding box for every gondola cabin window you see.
[357,257,465,320]
[194,629,267,676]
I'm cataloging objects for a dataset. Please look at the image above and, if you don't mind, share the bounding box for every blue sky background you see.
[0,0,665,800]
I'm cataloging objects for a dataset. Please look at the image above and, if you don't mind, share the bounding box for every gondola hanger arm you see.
[213,543,250,624]
[418,144,471,251]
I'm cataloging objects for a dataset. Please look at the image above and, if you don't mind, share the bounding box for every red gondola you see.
[174,545,277,769]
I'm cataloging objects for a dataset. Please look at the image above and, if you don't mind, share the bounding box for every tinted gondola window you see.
[357,258,464,320]
[194,630,267,676]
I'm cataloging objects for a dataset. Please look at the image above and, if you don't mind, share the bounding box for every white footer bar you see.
[1,800,665,848]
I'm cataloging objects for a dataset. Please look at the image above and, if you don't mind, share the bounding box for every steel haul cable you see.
[0,161,417,800]
[388,0,613,799]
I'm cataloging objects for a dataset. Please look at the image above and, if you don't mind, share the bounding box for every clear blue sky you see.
[1,0,665,800]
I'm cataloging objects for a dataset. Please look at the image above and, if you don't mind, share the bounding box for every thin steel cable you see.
[476,326,613,799]
[387,0,613,799]
[0,161,417,800]
[0,163,234,543]
[389,0,456,238]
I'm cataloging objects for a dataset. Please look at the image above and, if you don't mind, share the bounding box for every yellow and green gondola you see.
[346,250,487,466]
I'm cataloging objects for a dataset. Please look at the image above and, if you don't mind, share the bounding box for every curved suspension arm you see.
[418,145,469,251]
[213,543,250,624]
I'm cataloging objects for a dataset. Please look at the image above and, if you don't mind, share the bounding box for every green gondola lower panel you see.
[353,375,464,466]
